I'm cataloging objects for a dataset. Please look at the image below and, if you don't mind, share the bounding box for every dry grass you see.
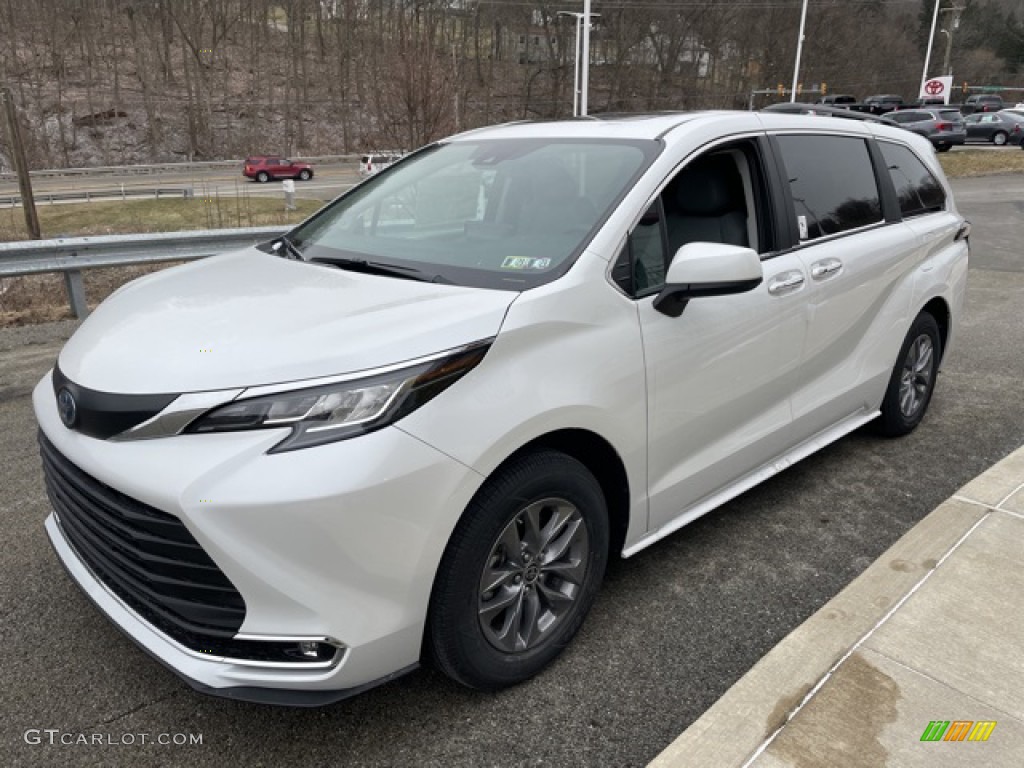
[0,196,323,327]
[938,148,1024,178]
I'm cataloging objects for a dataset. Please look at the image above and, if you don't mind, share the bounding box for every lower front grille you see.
[38,431,253,657]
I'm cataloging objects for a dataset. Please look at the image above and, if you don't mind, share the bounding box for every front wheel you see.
[935,144,951,153]
[876,312,941,437]
[992,131,1008,146]
[298,169,312,180]
[427,450,609,690]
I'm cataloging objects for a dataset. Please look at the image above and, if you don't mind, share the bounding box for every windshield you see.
[290,138,658,290]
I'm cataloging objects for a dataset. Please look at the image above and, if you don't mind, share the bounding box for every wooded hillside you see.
[0,0,1021,169]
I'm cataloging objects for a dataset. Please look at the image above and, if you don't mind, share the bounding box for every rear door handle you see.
[810,258,843,280]
[767,270,805,295]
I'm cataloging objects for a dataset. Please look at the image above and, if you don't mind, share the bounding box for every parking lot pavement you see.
[651,447,1024,768]
[2,179,1023,768]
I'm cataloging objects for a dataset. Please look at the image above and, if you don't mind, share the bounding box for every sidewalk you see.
[650,446,1024,768]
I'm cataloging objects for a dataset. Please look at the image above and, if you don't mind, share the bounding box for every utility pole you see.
[1,86,41,239]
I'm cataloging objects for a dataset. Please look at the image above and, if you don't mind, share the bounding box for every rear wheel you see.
[935,144,951,153]
[876,312,941,437]
[256,171,270,183]
[427,450,609,690]
[992,131,1008,146]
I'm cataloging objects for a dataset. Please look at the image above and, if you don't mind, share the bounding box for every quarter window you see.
[878,142,946,217]
[776,135,883,241]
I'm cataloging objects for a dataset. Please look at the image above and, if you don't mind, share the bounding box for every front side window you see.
[291,139,658,290]
[878,142,946,218]
[612,141,770,296]
[775,135,882,241]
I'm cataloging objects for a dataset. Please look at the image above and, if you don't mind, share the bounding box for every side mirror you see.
[653,243,764,318]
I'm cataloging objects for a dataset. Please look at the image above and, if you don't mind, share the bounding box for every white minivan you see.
[36,111,969,705]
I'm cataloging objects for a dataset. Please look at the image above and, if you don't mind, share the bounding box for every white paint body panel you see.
[34,111,969,700]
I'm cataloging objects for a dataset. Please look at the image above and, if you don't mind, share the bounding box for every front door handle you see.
[810,258,843,280]
[767,270,805,295]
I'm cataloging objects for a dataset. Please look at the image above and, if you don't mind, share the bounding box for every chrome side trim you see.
[111,389,244,441]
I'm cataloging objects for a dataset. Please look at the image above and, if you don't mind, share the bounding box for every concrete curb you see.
[649,445,1024,768]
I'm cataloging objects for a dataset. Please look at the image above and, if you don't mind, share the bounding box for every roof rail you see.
[760,102,896,125]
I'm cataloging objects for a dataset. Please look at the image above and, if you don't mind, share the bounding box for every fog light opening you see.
[298,641,321,658]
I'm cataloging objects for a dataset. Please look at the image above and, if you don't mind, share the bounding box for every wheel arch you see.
[921,296,951,363]
[493,429,631,559]
[420,428,630,669]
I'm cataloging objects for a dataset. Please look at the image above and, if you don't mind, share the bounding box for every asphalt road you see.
[0,162,359,205]
[1,176,1022,767]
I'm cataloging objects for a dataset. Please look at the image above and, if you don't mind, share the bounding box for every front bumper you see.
[34,374,485,703]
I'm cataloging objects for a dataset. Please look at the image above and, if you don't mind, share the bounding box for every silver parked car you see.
[886,108,966,152]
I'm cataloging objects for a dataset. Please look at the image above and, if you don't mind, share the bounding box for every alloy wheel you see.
[899,334,934,418]
[477,498,589,654]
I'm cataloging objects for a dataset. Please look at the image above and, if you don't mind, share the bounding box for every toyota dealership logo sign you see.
[920,76,953,104]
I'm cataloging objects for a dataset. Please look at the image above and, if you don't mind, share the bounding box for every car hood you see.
[58,248,516,394]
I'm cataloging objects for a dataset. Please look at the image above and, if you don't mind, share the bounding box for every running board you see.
[622,409,880,558]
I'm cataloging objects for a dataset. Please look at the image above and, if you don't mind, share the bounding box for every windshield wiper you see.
[310,256,449,283]
[271,235,305,261]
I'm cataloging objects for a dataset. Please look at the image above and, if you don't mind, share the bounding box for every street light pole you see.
[557,11,583,116]
[941,8,962,76]
[558,7,599,117]
[580,0,593,115]
[790,0,809,103]
[572,15,581,115]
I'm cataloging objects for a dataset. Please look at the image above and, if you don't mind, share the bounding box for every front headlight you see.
[185,342,490,452]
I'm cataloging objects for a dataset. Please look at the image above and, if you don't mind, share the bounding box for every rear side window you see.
[775,135,882,241]
[878,142,946,218]
[890,111,925,124]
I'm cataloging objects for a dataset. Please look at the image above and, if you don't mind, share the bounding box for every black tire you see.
[298,169,312,181]
[426,450,609,691]
[935,144,951,153]
[876,311,941,437]
[992,131,1007,146]
[256,171,270,183]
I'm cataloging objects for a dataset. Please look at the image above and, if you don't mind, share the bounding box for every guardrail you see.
[1,187,193,206]
[0,155,359,181]
[0,226,286,318]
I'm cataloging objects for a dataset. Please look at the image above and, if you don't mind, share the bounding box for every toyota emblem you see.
[57,388,77,428]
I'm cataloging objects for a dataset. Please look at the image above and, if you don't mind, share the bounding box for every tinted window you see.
[878,142,946,218]
[892,111,927,123]
[775,135,882,241]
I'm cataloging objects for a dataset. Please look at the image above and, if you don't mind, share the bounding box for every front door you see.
[623,138,810,532]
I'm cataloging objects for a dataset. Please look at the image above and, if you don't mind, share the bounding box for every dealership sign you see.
[920,76,954,104]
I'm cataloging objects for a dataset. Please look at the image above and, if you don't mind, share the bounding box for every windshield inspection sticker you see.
[501,256,552,270]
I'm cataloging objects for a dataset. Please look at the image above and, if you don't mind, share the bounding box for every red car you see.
[243,155,314,183]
